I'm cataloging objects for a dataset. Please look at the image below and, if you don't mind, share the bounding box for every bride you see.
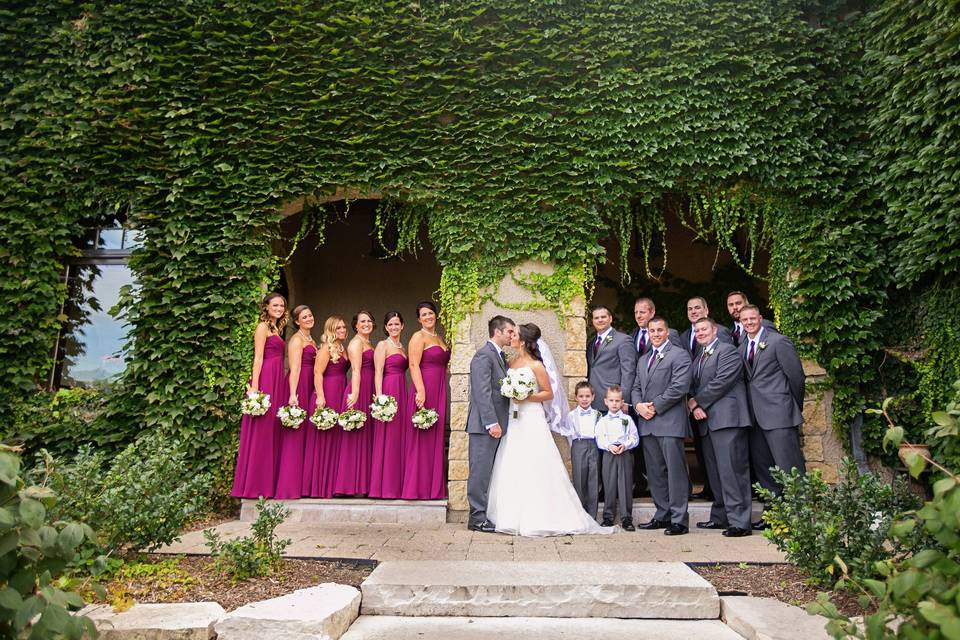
[487,323,615,536]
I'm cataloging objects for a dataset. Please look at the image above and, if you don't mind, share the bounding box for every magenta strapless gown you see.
[304,354,349,497]
[333,349,375,496]
[401,345,449,499]
[274,344,315,499]
[231,334,285,499]
[369,353,408,499]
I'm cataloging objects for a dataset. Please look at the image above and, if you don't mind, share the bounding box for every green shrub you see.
[760,459,924,586]
[0,445,101,639]
[48,431,211,554]
[204,498,290,582]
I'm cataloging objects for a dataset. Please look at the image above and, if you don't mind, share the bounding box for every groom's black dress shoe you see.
[468,521,497,533]
[723,526,752,538]
[663,523,688,536]
[751,520,768,531]
[601,518,615,527]
[621,519,635,532]
[638,518,670,530]
[696,520,725,530]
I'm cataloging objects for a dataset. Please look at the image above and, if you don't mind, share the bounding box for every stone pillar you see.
[446,260,586,520]
[800,359,843,483]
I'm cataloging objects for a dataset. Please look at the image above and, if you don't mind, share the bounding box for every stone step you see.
[360,561,719,619]
[722,596,831,640]
[240,498,447,525]
[214,583,360,640]
[627,499,763,525]
[341,616,744,639]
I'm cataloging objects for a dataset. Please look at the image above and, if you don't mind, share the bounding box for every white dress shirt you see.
[595,411,639,451]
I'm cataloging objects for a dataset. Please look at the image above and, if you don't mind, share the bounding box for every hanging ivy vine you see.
[2,0,955,479]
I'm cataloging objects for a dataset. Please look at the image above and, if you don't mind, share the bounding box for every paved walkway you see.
[162,521,785,563]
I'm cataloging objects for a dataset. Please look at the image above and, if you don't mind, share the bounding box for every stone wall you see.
[799,359,843,483]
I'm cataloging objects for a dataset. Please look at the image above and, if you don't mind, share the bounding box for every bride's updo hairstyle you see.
[518,323,544,362]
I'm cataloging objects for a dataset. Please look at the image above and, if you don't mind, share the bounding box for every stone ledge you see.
[721,595,831,640]
[79,602,224,639]
[341,616,744,639]
[360,561,719,619]
[215,584,360,640]
[240,499,447,526]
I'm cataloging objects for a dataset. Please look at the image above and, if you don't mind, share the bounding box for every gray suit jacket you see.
[631,341,692,438]
[689,341,751,435]
[629,326,683,356]
[466,341,510,435]
[679,323,733,357]
[586,328,637,407]
[731,319,778,347]
[741,330,805,430]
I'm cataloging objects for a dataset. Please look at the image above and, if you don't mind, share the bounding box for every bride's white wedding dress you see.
[487,366,615,537]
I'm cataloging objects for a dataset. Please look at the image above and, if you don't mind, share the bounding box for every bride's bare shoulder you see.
[528,360,546,373]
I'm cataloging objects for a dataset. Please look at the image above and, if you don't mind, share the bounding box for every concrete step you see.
[240,498,447,526]
[360,561,719,619]
[624,499,762,526]
[342,616,743,639]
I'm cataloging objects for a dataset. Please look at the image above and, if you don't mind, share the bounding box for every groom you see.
[466,315,516,533]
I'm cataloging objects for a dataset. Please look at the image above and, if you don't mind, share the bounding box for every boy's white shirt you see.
[565,406,598,439]
[595,411,640,451]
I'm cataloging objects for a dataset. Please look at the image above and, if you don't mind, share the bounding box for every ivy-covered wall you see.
[1,0,956,479]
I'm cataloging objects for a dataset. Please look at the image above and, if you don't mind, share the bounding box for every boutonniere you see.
[620,418,628,428]
[758,342,768,350]
[656,351,665,361]
[603,335,613,346]
[704,346,715,357]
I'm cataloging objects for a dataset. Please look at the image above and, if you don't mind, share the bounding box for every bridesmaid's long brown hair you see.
[258,292,288,334]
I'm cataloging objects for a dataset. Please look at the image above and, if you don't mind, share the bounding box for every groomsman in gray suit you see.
[739,305,806,530]
[629,297,682,356]
[466,315,516,533]
[726,291,778,346]
[678,296,732,502]
[586,306,636,410]
[632,317,693,535]
[679,296,734,358]
[687,318,753,537]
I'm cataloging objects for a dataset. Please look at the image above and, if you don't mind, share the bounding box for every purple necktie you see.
[735,325,742,342]
[637,330,647,353]
[747,340,755,366]
[593,335,602,356]
[647,349,657,372]
[697,350,707,376]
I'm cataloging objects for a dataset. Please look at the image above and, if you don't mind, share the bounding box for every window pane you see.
[123,229,144,250]
[59,264,133,387]
[97,228,125,250]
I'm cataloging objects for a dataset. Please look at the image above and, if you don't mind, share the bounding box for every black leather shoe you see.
[690,490,714,501]
[601,518,615,527]
[468,521,497,533]
[696,520,725,530]
[621,519,635,532]
[751,520,767,531]
[723,526,752,537]
[664,523,688,536]
[638,518,670,530]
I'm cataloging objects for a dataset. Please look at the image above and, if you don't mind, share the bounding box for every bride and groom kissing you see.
[465,316,613,537]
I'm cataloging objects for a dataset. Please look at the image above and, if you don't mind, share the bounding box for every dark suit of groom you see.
[632,333,692,530]
[689,334,752,531]
[740,320,806,496]
[466,339,511,529]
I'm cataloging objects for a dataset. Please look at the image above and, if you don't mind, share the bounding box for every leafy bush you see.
[760,459,924,586]
[204,499,290,581]
[0,445,101,639]
[48,431,211,554]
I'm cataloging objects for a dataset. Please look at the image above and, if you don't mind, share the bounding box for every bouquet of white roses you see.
[338,409,367,431]
[411,407,439,430]
[499,369,536,401]
[369,394,399,422]
[241,390,271,416]
[277,404,307,429]
[310,406,339,430]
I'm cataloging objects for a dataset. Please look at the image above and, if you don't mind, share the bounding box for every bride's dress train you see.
[487,366,615,537]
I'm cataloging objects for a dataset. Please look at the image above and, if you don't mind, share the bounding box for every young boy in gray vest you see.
[596,385,640,530]
[565,381,601,520]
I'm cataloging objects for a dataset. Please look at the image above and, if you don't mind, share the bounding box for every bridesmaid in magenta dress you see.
[369,311,408,499]
[304,315,349,497]
[401,301,449,500]
[332,311,376,496]
[231,293,287,499]
[274,305,316,499]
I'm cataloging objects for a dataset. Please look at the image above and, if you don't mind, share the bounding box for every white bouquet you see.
[277,404,307,429]
[241,390,270,416]
[310,406,339,430]
[411,407,439,430]
[500,368,536,401]
[338,409,367,432]
[369,394,399,422]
